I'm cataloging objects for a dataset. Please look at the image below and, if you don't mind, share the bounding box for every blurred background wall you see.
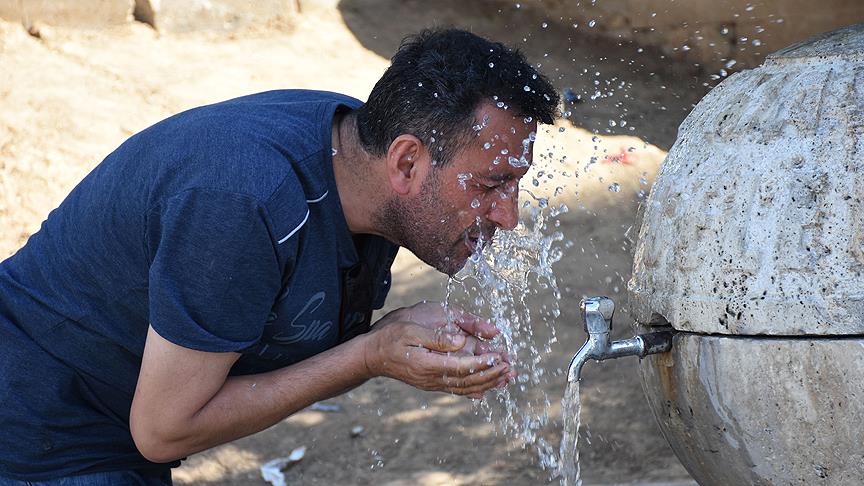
[2,0,860,70]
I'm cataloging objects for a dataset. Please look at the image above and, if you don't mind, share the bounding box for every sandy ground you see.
[0,1,710,484]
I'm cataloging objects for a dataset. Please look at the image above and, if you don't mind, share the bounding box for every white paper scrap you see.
[260,446,307,486]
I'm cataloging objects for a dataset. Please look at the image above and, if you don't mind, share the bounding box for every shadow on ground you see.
[337,0,711,151]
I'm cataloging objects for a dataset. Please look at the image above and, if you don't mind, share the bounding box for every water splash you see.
[446,194,567,472]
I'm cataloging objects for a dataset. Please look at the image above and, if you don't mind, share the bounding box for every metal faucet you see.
[567,297,675,383]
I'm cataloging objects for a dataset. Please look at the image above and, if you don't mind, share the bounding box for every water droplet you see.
[470,198,480,209]
[523,85,531,92]
[608,183,621,193]
[541,22,548,28]
[588,19,596,27]
[417,82,423,87]
[496,101,505,108]
[558,127,565,133]
[483,142,492,150]
[500,148,509,155]
[331,148,338,156]
[488,62,495,68]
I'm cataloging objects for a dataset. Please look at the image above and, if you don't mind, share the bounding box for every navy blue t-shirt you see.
[0,90,398,480]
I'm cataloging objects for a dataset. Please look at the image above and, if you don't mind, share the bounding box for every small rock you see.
[25,21,52,41]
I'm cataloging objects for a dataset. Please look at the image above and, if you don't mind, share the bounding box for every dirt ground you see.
[0,1,711,484]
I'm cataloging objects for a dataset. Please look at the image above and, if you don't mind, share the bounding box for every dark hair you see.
[356,28,559,166]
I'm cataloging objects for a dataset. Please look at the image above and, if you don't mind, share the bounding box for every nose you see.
[487,188,519,230]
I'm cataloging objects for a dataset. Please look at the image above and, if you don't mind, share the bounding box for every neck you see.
[331,112,385,236]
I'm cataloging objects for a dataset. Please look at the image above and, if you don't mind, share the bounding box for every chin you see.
[433,253,470,277]
[436,259,467,277]
[409,242,472,276]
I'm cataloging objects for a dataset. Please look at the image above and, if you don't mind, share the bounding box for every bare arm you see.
[130,314,509,463]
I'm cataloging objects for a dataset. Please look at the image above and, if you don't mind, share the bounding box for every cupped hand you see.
[361,316,510,398]
[451,333,517,399]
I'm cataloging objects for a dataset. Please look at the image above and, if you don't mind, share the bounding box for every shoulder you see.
[130,90,358,205]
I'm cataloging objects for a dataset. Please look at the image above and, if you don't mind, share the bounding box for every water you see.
[444,194,568,473]
[558,380,583,486]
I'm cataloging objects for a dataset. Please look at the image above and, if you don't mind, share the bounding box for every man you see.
[0,28,558,484]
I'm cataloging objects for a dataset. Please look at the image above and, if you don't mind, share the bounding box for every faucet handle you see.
[580,296,615,334]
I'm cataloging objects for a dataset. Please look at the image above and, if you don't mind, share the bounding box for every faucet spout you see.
[566,297,674,383]
[566,336,597,383]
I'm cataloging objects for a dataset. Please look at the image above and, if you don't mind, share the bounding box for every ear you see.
[385,134,431,196]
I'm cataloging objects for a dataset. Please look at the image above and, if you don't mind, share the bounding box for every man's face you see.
[392,103,537,276]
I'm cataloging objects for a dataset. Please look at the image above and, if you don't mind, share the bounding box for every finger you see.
[441,352,504,377]
[447,374,510,397]
[450,311,499,339]
[415,350,499,378]
[407,324,466,353]
[464,373,512,399]
[464,375,511,399]
[475,340,509,360]
[443,362,509,390]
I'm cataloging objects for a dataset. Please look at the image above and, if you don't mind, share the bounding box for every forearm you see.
[140,335,371,462]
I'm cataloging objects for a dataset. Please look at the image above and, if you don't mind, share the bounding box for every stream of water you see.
[444,195,579,477]
[558,380,582,485]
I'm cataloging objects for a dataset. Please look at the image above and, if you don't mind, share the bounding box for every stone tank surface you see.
[628,24,864,485]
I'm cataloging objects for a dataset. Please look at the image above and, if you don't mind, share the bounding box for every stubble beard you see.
[373,173,467,276]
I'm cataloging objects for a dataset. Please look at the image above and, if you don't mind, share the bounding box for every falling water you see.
[445,195,569,473]
[558,380,582,486]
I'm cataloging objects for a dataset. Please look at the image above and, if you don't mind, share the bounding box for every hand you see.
[382,301,500,340]
[361,315,510,398]
[387,301,517,391]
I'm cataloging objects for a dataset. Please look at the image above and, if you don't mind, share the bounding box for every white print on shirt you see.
[277,190,328,244]
[270,291,333,344]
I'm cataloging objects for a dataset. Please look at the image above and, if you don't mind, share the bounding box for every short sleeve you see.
[146,189,283,352]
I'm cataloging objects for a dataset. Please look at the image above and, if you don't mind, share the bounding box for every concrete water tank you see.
[628,24,864,485]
